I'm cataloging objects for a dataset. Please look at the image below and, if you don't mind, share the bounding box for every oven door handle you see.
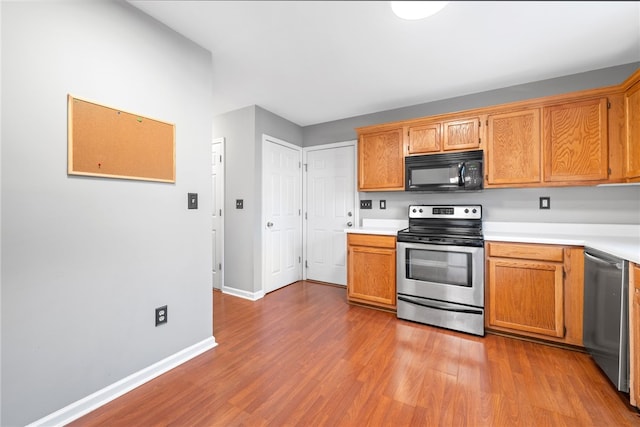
[398,295,483,315]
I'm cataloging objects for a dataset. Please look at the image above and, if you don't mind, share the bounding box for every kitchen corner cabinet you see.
[486,108,541,186]
[543,97,609,183]
[486,242,583,346]
[630,263,640,408]
[347,233,396,311]
[358,128,404,191]
[625,81,640,181]
[407,116,481,155]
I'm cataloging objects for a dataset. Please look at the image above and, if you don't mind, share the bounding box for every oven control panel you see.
[408,205,482,220]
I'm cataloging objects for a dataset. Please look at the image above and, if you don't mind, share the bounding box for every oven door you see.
[396,241,484,308]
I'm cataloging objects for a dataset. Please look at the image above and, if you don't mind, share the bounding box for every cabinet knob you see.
[347,222,353,227]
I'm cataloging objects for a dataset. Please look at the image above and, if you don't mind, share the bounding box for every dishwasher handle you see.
[584,251,623,270]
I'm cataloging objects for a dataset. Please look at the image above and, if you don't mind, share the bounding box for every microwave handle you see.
[458,162,466,186]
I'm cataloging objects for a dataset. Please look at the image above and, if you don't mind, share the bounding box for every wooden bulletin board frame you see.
[68,95,176,183]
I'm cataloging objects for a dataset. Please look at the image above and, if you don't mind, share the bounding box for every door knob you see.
[267,222,273,228]
[347,222,353,227]
[347,211,353,217]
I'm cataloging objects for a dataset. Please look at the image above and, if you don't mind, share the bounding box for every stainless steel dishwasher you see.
[583,247,629,392]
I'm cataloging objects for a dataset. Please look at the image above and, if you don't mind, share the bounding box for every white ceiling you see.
[129,1,640,126]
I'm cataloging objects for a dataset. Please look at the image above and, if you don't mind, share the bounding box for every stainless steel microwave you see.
[405,150,483,192]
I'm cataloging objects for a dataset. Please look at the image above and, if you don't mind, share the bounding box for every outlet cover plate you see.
[155,305,168,326]
[360,200,372,209]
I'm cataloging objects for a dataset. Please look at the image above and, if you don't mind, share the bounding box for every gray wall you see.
[357,185,640,225]
[1,2,213,425]
[303,62,640,146]
[213,105,303,294]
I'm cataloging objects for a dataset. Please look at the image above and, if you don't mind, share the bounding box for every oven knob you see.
[464,208,469,213]
[419,209,423,213]
[472,208,477,213]
[412,208,417,213]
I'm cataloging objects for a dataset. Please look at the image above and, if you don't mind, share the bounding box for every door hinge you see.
[478,121,481,128]
[305,260,309,268]
[219,155,223,163]
[299,209,301,216]
[218,263,222,270]
[304,163,308,172]
[305,212,308,220]
[299,161,302,169]
[478,138,481,145]
[607,101,611,109]
[219,209,222,216]
[486,119,489,126]
[608,168,612,176]
[298,256,301,263]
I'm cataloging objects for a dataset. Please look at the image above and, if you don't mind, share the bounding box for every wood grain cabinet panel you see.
[488,258,564,337]
[407,123,441,154]
[347,234,396,310]
[443,117,481,151]
[358,128,404,191]
[625,82,640,180]
[486,109,541,186]
[486,242,583,346]
[543,98,609,183]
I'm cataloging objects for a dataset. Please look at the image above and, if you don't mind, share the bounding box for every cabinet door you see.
[488,258,564,337]
[347,244,396,309]
[625,82,640,180]
[543,98,609,183]
[486,109,541,185]
[442,117,480,151]
[358,129,404,191]
[407,123,441,154]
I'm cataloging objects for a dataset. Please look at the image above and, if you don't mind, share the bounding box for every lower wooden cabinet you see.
[347,233,396,311]
[630,263,640,407]
[485,242,584,346]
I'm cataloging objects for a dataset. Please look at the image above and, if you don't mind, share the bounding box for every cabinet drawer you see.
[348,233,396,249]
[487,242,564,262]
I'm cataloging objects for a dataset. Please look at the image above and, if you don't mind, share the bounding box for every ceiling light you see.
[390,1,449,20]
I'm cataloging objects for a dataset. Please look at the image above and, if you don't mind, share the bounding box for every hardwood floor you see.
[70,281,640,426]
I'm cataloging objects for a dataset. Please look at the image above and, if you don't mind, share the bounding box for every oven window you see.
[405,248,472,287]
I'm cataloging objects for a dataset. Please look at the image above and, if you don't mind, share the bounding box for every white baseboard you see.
[221,285,264,301]
[27,336,217,427]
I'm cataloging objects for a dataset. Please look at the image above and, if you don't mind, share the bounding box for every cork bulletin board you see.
[68,95,175,182]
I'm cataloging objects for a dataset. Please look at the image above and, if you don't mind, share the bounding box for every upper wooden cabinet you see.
[407,116,480,155]
[543,97,609,183]
[625,81,640,180]
[358,128,404,191]
[486,108,541,186]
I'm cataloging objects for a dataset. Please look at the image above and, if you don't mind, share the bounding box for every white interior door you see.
[211,139,224,290]
[305,143,356,285]
[263,135,302,293]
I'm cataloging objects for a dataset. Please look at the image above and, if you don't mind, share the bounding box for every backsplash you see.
[358,184,640,225]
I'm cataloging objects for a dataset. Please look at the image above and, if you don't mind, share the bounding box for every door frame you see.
[212,137,225,290]
[261,134,303,294]
[302,140,358,281]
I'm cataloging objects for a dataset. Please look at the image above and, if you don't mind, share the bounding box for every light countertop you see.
[345,219,640,264]
[484,222,640,264]
[344,219,408,236]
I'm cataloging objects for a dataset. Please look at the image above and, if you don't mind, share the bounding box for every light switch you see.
[188,193,198,209]
[539,197,550,209]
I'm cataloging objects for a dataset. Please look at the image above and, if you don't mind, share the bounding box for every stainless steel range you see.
[396,205,484,336]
